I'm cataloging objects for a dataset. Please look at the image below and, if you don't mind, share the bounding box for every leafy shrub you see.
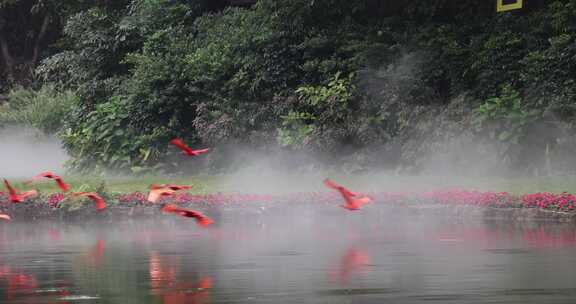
[473,84,541,143]
[59,95,170,173]
[277,111,316,149]
[472,84,547,170]
[0,86,78,134]
[30,0,576,174]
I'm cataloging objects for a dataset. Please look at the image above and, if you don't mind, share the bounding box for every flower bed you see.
[2,189,576,222]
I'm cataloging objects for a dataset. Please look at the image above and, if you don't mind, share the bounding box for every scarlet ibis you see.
[147,188,176,203]
[161,204,214,226]
[150,184,193,191]
[195,276,213,289]
[170,138,210,156]
[323,178,372,210]
[3,179,38,203]
[31,171,70,192]
[70,192,106,210]
[324,178,359,197]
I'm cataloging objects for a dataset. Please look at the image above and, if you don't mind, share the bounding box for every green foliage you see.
[36,5,133,98]
[277,111,316,149]
[0,86,78,134]
[41,1,211,172]
[0,0,95,89]
[20,0,576,174]
[278,72,369,152]
[474,84,541,143]
[59,95,168,173]
[296,72,354,106]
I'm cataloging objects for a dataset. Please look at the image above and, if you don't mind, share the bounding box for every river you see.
[1,202,576,303]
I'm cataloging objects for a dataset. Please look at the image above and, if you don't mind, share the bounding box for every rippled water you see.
[2,203,576,303]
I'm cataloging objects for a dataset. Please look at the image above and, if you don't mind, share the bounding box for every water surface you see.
[2,203,576,303]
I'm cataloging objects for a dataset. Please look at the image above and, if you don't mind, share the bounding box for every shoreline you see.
[3,189,576,223]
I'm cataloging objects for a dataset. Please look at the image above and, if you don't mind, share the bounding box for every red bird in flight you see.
[3,179,38,203]
[147,188,176,203]
[147,183,193,202]
[70,192,106,210]
[170,138,210,156]
[195,276,213,289]
[31,171,70,192]
[161,204,214,226]
[324,178,372,210]
[150,184,193,191]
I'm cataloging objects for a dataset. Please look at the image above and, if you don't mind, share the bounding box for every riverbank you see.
[3,186,576,222]
[7,173,576,194]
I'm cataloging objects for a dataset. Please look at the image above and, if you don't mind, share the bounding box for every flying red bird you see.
[147,188,176,203]
[324,178,359,197]
[170,138,210,156]
[323,178,372,210]
[31,171,70,192]
[147,183,193,203]
[3,179,38,203]
[70,192,106,210]
[0,214,11,221]
[195,276,213,290]
[150,184,193,191]
[161,204,214,226]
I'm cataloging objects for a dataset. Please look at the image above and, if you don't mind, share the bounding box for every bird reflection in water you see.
[149,250,213,304]
[329,247,371,285]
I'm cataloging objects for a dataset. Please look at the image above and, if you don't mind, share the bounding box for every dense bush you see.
[0,86,78,134]
[25,0,576,174]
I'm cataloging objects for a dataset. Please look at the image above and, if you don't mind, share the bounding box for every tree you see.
[0,0,122,90]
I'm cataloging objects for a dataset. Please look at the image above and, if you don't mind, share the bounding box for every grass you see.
[349,174,576,195]
[5,175,226,195]
[5,174,576,196]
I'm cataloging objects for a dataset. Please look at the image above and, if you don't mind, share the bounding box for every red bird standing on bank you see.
[324,178,372,211]
[170,138,210,156]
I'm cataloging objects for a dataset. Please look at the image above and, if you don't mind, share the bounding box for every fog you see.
[0,126,68,178]
[2,60,576,190]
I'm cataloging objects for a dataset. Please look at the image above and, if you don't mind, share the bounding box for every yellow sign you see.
[497,0,523,12]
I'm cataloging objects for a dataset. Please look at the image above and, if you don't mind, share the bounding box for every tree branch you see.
[31,14,50,64]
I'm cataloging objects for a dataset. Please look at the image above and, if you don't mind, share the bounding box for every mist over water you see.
[0,127,68,178]
[3,203,576,303]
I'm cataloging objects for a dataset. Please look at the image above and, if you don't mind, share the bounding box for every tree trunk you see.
[31,14,50,64]
[0,32,15,82]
